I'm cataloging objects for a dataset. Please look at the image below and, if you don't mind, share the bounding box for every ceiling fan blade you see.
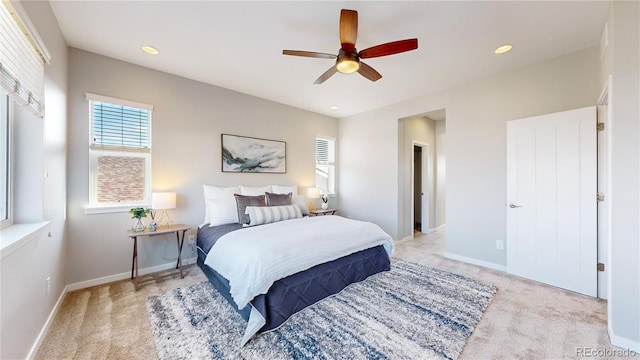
[282,50,337,59]
[359,38,418,59]
[357,62,382,82]
[339,9,358,53]
[314,66,338,84]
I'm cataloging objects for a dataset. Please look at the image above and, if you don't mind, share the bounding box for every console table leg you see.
[176,230,185,278]
[131,236,137,280]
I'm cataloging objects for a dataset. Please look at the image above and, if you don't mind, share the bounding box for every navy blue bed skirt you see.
[196,243,390,333]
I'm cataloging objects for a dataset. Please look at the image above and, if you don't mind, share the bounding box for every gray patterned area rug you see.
[146,259,497,360]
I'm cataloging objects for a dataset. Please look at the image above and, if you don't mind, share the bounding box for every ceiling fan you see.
[283,9,418,84]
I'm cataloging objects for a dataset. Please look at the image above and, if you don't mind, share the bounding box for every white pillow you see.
[270,185,298,195]
[239,185,272,196]
[293,195,310,216]
[204,185,241,226]
[244,205,302,227]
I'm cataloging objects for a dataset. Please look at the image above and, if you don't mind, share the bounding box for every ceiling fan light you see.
[336,54,360,74]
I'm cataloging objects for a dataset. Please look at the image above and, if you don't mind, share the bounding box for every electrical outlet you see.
[188,235,196,244]
[496,240,504,250]
[46,276,51,296]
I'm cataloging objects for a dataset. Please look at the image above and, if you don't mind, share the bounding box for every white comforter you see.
[204,215,394,310]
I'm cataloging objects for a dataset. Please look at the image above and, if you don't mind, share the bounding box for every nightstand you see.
[309,209,337,216]
[127,224,190,290]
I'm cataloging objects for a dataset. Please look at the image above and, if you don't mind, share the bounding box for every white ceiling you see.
[48,1,609,118]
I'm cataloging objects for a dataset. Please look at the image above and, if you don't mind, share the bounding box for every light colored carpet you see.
[35,229,627,359]
[146,259,496,359]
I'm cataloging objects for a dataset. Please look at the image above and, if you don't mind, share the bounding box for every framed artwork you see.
[221,134,286,173]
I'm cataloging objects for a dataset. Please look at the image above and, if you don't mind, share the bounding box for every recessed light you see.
[494,44,513,54]
[141,45,159,55]
[329,105,339,110]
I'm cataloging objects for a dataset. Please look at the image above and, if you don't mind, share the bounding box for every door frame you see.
[410,140,429,235]
[598,76,612,301]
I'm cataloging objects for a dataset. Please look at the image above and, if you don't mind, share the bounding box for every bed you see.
[196,214,394,345]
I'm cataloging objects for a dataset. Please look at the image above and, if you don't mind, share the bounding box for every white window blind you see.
[91,101,151,149]
[87,93,153,150]
[0,1,48,117]
[316,137,334,163]
[316,138,329,162]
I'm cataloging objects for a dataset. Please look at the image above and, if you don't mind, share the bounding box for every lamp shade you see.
[306,187,321,199]
[151,192,176,210]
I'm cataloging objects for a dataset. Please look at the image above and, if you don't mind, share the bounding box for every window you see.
[87,93,153,209]
[315,136,335,195]
[0,93,10,228]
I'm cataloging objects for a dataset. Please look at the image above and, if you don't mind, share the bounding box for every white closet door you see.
[507,106,597,297]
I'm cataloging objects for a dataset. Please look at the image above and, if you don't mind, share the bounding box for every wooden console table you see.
[127,224,190,290]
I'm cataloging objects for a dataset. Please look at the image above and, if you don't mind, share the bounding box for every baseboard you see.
[609,331,640,353]
[67,257,198,291]
[411,224,446,237]
[444,252,506,272]
[26,284,68,360]
[423,224,445,233]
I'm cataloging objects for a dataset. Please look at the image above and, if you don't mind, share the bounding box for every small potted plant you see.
[129,207,150,232]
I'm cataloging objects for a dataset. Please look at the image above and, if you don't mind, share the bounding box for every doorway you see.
[398,111,446,241]
[413,143,428,233]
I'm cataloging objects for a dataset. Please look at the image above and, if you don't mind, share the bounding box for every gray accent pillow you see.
[234,194,266,224]
[265,192,292,206]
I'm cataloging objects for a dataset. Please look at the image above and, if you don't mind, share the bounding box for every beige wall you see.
[340,46,600,265]
[66,48,338,285]
[0,1,69,359]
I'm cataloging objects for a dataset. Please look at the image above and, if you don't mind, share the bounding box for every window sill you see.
[84,203,151,215]
[0,221,50,259]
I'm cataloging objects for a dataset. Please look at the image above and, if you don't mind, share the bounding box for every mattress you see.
[196,223,391,342]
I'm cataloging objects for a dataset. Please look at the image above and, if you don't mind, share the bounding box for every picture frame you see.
[221,134,286,173]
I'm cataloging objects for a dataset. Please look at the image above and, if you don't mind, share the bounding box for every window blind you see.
[316,138,334,163]
[0,1,46,117]
[91,101,151,149]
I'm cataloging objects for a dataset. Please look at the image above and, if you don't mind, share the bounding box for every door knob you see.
[509,203,523,208]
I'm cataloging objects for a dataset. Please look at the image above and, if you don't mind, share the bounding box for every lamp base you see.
[156,210,173,228]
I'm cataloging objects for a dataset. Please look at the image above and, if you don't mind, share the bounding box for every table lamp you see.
[306,187,321,211]
[152,192,176,227]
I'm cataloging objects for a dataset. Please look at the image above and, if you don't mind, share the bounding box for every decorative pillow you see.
[265,192,292,206]
[293,195,310,216]
[240,185,272,196]
[244,205,303,227]
[270,185,298,195]
[204,185,241,226]
[234,194,266,224]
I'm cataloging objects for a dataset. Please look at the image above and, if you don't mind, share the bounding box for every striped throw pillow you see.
[244,205,302,226]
